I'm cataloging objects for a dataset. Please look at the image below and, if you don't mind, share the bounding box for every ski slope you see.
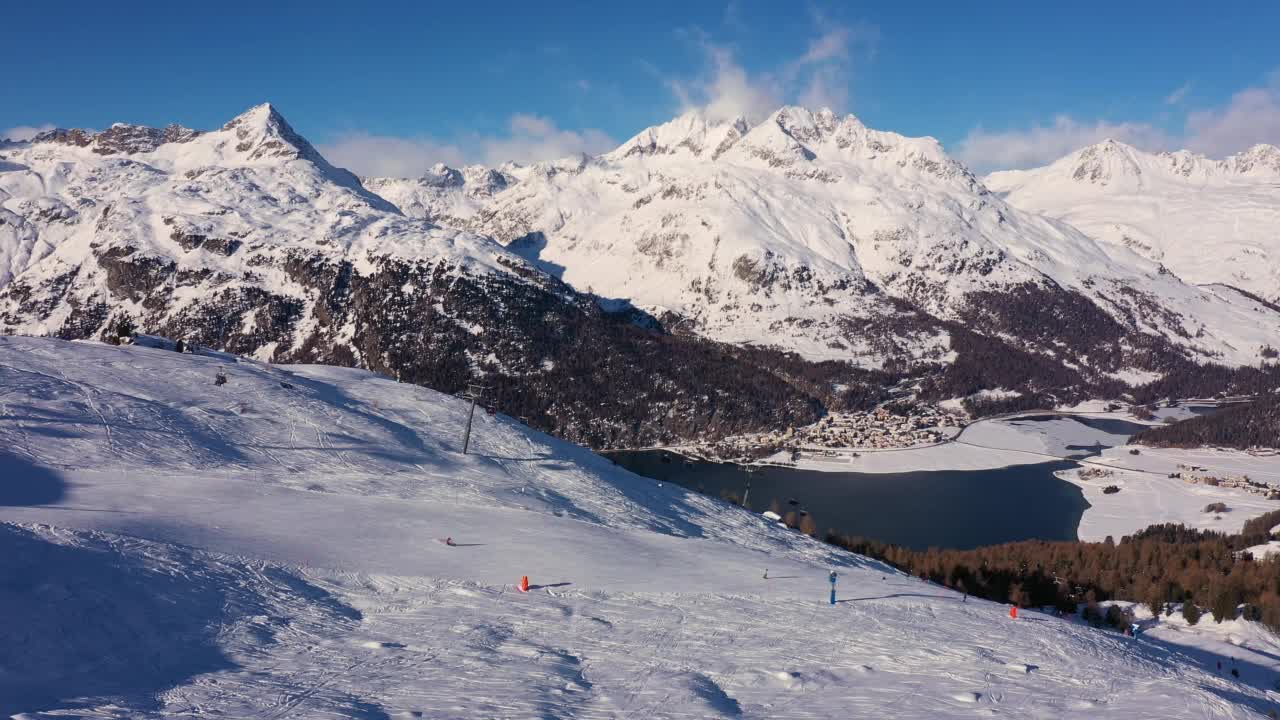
[2,336,1278,718]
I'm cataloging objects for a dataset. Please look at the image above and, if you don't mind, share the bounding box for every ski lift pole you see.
[829,570,838,605]
[461,383,487,454]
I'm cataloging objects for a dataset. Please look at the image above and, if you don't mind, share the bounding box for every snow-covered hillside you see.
[369,106,1280,368]
[2,336,1279,718]
[987,140,1280,304]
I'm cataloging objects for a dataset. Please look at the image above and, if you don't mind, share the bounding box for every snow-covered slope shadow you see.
[0,451,65,506]
[0,523,386,719]
[0,523,235,716]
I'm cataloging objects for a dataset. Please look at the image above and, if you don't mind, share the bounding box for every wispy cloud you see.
[666,18,876,123]
[1164,82,1192,105]
[316,133,468,178]
[1,123,55,142]
[1183,73,1280,157]
[957,70,1280,172]
[317,114,616,178]
[955,117,1172,173]
[481,114,615,166]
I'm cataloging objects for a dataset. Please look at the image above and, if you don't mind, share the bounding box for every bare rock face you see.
[32,123,202,155]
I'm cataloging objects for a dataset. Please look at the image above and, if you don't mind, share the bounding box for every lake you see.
[607,411,1188,550]
[610,451,1087,550]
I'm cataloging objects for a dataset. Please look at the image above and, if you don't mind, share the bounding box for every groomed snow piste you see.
[2,336,1279,718]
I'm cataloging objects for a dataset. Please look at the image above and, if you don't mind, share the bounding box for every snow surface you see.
[987,140,1280,306]
[1103,600,1280,701]
[1062,445,1280,542]
[2,336,1280,718]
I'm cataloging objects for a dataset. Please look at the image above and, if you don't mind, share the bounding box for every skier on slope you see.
[445,536,456,547]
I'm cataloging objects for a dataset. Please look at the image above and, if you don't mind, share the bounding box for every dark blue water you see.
[607,411,1213,549]
[610,451,1087,550]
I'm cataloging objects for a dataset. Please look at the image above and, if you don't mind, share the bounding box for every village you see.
[1173,464,1280,499]
[683,405,964,462]
[1076,463,1280,502]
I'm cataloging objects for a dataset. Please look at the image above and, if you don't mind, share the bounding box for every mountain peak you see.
[607,109,750,160]
[1089,138,1136,153]
[763,105,841,145]
[221,102,286,132]
[1066,139,1145,184]
[1229,143,1280,175]
[220,102,316,162]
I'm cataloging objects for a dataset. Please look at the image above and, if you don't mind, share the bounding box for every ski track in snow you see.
[1,337,1279,718]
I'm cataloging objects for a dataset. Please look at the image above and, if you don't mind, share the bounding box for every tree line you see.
[825,509,1280,632]
[1133,393,1280,450]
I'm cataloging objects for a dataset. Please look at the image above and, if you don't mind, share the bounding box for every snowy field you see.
[1063,446,1280,542]
[3,337,1280,718]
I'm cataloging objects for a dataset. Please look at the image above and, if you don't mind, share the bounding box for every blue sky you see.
[4,0,1279,174]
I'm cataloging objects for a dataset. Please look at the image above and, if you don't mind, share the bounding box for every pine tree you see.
[799,513,818,537]
[114,316,135,342]
[1211,588,1239,623]
[1009,582,1028,608]
[1182,601,1202,626]
[1146,586,1165,618]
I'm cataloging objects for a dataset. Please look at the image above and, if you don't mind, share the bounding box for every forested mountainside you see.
[1133,394,1280,450]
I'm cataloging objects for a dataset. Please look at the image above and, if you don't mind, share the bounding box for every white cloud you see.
[317,115,616,178]
[1183,75,1280,157]
[796,27,851,66]
[958,71,1280,172]
[668,21,874,123]
[798,65,849,116]
[479,113,616,166]
[1,124,55,142]
[672,42,782,123]
[1165,82,1192,105]
[317,133,467,178]
[955,117,1172,173]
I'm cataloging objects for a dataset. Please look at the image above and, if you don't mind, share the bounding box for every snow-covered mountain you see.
[0,102,517,329]
[0,104,849,448]
[986,140,1280,303]
[4,336,1278,718]
[368,107,1280,372]
[2,102,1278,445]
